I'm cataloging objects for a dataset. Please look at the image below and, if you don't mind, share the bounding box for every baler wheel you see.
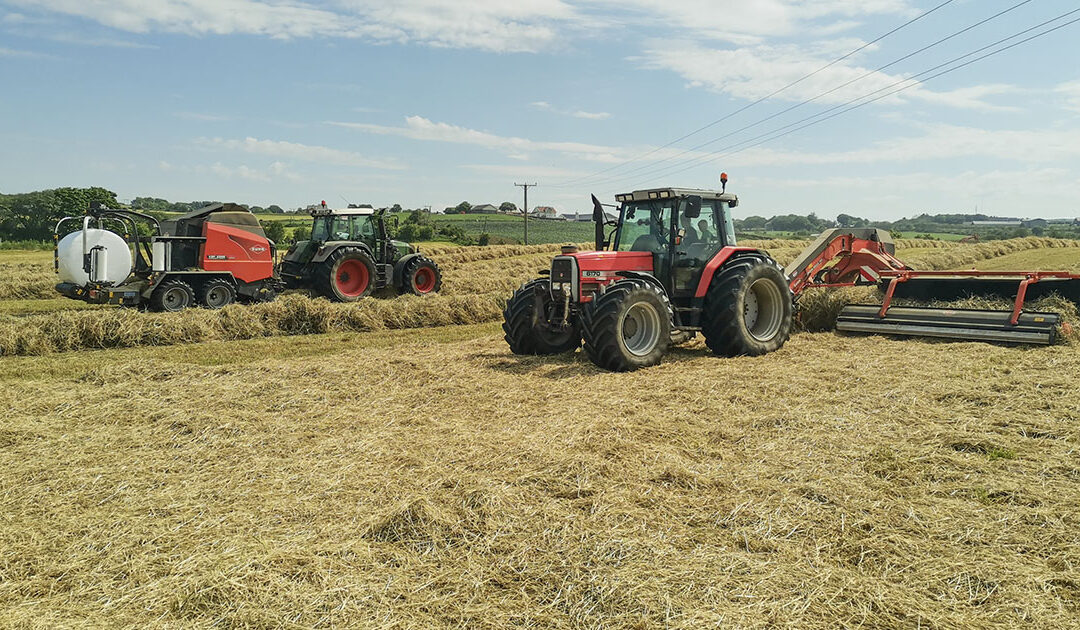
[150,279,195,312]
[701,254,793,356]
[502,279,580,355]
[197,279,236,309]
[581,279,671,371]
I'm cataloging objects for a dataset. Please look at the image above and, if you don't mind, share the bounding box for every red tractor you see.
[503,182,794,371]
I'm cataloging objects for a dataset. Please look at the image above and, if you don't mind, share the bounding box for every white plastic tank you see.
[57,228,132,286]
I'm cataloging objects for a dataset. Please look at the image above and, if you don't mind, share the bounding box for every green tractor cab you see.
[280,202,441,301]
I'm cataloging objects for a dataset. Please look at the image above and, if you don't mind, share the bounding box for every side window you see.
[720,202,737,246]
[357,217,375,240]
[331,217,351,240]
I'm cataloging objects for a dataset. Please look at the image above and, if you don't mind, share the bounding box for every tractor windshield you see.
[614,200,674,253]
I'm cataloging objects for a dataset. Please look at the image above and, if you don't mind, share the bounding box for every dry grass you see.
[1,326,1078,627]
[0,293,503,357]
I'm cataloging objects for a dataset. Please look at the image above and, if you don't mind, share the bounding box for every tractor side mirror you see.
[685,195,702,219]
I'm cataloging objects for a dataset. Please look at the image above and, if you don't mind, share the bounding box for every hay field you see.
[1,238,1080,627]
[2,321,1080,628]
[1,238,1079,356]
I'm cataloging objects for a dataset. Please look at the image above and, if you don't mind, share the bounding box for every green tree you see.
[293,225,311,242]
[741,215,767,230]
[499,201,518,213]
[0,187,119,241]
[266,204,285,214]
[264,220,286,243]
[454,201,472,214]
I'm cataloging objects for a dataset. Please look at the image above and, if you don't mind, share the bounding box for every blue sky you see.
[1,0,1079,220]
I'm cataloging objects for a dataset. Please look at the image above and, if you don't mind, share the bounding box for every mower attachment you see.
[836,305,1060,345]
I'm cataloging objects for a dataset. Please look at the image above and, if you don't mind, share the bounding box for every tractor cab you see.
[609,187,739,299]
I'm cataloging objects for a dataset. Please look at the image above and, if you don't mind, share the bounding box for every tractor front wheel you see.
[503,279,580,355]
[701,254,793,356]
[149,279,195,312]
[316,248,376,302]
[402,256,442,295]
[581,279,671,371]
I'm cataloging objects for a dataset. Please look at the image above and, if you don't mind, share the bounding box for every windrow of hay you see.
[0,262,57,300]
[901,237,1080,271]
[0,293,505,356]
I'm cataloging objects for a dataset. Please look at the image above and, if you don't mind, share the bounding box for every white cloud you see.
[1056,81,1080,113]
[0,46,52,58]
[196,136,406,170]
[331,116,627,163]
[726,124,1080,168]
[49,33,158,48]
[209,162,270,182]
[532,101,611,120]
[637,41,1014,111]
[9,0,579,51]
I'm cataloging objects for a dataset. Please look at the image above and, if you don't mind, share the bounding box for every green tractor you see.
[279,202,442,301]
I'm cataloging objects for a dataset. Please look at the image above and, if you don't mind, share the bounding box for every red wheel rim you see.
[413,267,436,293]
[336,260,369,296]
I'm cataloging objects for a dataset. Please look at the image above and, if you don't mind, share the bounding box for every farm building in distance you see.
[532,206,558,218]
[468,203,499,214]
[969,218,1049,228]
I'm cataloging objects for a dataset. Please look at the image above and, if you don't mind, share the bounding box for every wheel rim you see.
[621,301,662,357]
[206,285,231,308]
[336,259,369,297]
[163,287,189,311]
[745,277,784,341]
[413,267,436,293]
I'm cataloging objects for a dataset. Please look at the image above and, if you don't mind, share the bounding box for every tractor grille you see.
[551,257,575,282]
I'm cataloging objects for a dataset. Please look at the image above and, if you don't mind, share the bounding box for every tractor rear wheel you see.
[197,278,236,309]
[581,279,671,371]
[149,279,195,312]
[402,256,442,295]
[701,254,793,356]
[316,247,376,302]
[503,279,580,355]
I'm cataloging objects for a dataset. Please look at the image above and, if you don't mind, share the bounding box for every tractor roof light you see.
[659,190,671,198]
[648,191,659,199]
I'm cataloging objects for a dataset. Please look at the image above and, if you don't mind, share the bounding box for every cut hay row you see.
[0,293,504,357]
[0,262,57,300]
[901,237,1080,271]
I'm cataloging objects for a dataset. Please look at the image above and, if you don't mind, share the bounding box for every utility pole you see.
[515,182,536,245]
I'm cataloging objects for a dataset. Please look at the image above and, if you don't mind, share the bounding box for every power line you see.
[554,0,960,186]
[558,0,1038,188]
[581,7,1080,189]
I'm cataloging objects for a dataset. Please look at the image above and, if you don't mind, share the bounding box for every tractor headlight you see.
[552,282,562,290]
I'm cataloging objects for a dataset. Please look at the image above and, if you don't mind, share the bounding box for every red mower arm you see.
[785,228,909,296]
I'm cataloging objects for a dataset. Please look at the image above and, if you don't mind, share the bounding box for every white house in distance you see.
[531,205,558,219]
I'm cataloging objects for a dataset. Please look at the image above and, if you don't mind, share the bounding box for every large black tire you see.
[402,255,443,296]
[149,279,195,312]
[701,254,793,357]
[581,279,672,372]
[315,247,376,302]
[197,278,236,309]
[503,279,581,355]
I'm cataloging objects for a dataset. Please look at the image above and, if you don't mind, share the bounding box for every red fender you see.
[693,246,763,298]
